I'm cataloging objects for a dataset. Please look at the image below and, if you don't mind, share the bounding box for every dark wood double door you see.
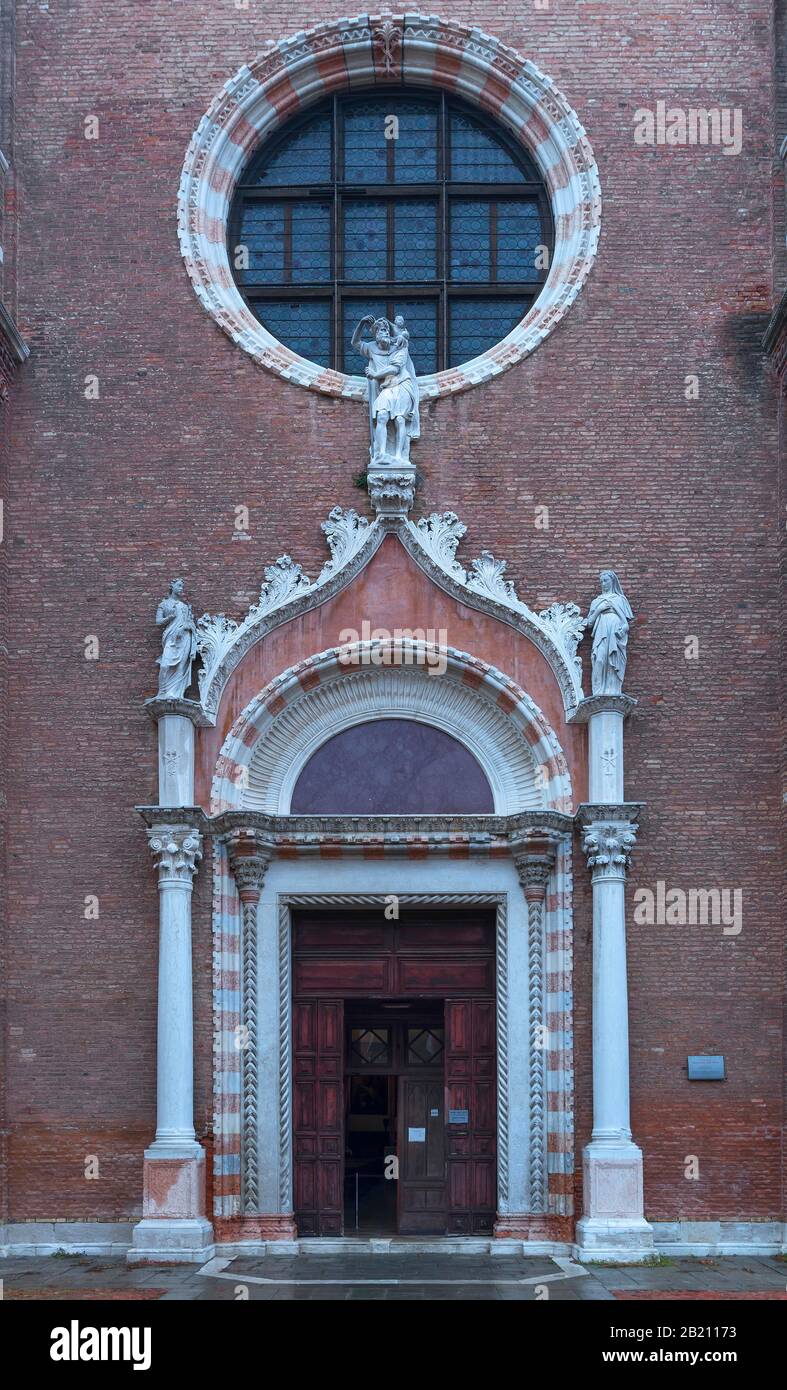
[292,909,497,1237]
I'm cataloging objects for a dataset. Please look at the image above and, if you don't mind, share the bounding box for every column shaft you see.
[591,872,631,1142]
[154,874,197,1145]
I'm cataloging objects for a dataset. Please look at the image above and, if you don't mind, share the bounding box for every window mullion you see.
[387,200,395,286]
[228,90,554,377]
[333,92,340,369]
[284,204,293,284]
[440,90,448,370]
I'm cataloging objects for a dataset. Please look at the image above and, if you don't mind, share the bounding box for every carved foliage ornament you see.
[581,820,638,877]
[148,826,203,882]
[182,504,628,720]
[195,509,377,712]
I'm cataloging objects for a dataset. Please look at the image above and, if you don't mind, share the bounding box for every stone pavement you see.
[1,1252,786,1301]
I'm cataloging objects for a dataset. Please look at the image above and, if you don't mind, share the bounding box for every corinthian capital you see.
[580,819,638,878]
[148,824,203,883]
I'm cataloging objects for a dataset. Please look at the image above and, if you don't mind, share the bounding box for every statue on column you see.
[585,570,634,695]
[351,313,420,465]
[155,578,198,698]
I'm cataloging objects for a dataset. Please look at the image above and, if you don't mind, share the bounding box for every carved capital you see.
[515,852,555,901]
[568,693,637,725]
[224,831,272,902]
[148,825,203,884]
[580,819,639,879]
[368,466,416,518]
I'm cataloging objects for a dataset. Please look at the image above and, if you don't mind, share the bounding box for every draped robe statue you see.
[156,578,198,698]
[351,314,420,465]
[585,570,634,695]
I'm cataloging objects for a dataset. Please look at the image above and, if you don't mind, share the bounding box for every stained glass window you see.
[229,91,553,372]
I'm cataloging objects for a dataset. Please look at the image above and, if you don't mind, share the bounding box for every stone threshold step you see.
[217,1237,574,1258]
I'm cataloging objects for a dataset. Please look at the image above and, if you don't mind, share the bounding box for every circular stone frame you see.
[178,12,601,399]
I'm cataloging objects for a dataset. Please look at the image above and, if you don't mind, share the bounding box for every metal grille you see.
[229,90,553,372]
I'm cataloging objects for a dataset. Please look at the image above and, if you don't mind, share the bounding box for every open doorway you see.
[291,907,497,1237]
[344,1071,397,1233]
[344,1000,444,1235]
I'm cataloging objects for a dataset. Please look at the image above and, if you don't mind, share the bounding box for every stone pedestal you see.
[368,460,416,517]
[144,697,212,807]
[574,803,654,1263]
[570,694,636,802]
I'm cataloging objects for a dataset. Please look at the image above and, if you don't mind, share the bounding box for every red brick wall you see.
[1,1,783,1226]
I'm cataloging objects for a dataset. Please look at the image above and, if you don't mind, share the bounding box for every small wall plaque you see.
[687,1055,726,1081]
[448,1109,469,1124]
[430,1108,439,1117]
[408,1127,426,1142]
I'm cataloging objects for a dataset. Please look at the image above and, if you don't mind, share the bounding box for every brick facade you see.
[0,2,784,1241]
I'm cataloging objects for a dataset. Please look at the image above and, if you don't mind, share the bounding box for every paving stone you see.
[2,1252,785,1300]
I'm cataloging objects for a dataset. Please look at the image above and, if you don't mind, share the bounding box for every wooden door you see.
[445,999,497,1234]
[397,1076,446,1234]
[293,999,344,1236]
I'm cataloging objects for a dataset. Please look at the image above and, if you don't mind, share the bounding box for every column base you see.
[127,1218,214,1264]
[213,1215,298,1242]
[574,1140,655,1263]
[127,1142,214,1264]
[493,1214,574,1242]
[574,1216,655,1263]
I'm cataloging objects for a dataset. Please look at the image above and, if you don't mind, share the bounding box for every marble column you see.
[574,800,654,1261]
[129,825,212,1261]
[130,695,213,1263]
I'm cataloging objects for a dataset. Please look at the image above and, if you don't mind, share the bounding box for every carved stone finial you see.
[584,570,634,696]
[373,16,402,74]
[467,551,521,607]
[537,602,585,689]
[155,578,198,699]
[148,825,203,883]
[318,507,371,581]
[413,512,467,579]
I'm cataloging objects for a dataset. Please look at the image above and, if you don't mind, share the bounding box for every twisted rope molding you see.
[239,895,260,1213]
[495,899,510,1207]
[277,900,293,1212]
[516,854,554,1214]
[527,894,547,1212]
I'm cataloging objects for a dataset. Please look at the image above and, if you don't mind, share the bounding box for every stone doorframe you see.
[211,845,575,1242]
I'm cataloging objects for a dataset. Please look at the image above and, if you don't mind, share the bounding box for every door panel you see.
[445,999,497,1234]
[398,1076,446,1234]
[293,999,344,1236]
